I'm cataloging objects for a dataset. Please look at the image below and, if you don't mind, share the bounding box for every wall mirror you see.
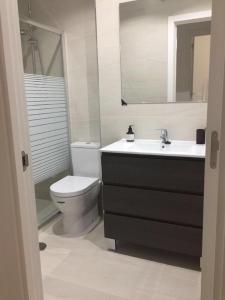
[119,0,212,105]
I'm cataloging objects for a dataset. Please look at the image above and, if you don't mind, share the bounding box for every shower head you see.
[20,23,37,37]
[20,29,27,36]
[20,29,33,38]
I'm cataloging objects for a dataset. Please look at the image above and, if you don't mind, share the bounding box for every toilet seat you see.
[50,176,99,198]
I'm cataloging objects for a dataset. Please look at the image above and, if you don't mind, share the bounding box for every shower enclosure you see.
[19,19,71,226]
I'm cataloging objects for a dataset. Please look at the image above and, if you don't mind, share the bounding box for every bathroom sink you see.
[100,139,205,158]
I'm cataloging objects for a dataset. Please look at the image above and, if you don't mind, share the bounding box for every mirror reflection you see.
[119,0,212,105]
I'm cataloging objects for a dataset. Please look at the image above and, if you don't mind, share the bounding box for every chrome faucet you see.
[157,129,171,144]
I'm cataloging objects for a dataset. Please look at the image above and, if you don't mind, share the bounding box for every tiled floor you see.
[39,216,201,300]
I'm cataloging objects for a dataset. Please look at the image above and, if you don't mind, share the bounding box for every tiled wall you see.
[19,0,209,147]
[96,0,208,146]
[19,0,101,143]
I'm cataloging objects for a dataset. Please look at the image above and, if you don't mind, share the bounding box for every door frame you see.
[201,0,225,299]
[0,1,43,300]
[1,0,225,300]
[167,10,212,103]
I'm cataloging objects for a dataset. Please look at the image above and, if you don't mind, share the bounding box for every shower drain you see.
[39,242,47,251]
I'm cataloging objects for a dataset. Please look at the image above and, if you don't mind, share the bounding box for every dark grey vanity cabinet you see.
[101,153,205,257]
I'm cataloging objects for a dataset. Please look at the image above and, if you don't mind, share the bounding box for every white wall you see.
[96,0,208,146]
[18,0,101,143]
[19,0,209,147]
[120,0,211,104]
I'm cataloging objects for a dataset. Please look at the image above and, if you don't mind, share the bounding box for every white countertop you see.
[100,139,206,158]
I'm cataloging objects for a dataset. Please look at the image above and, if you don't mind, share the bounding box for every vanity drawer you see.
[102,153,205,194]
[104,213,202,257]
[103,185,203,227]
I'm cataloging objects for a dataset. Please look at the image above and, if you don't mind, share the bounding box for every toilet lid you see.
[50,176,99,198]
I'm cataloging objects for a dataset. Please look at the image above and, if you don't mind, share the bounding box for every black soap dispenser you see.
[196,129,206,144]
[127,125,135,142]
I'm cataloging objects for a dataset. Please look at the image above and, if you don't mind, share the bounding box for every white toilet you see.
[50,142,101,236]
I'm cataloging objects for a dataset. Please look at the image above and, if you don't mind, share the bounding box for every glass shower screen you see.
[20,20,71,226]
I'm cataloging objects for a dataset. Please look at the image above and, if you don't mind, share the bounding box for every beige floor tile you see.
[40,218,201,300]
[40,217,104,254]
[43,276,127,300]
[44,294,59,300]
[158,264,201,300]
[40,248,70,278]
[132,290,177,300]
[50,249,145,299]
[132,263,201,300]
[152,295,178,300]
[131,261,164,299]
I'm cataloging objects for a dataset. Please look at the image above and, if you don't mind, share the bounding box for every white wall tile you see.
[24,0,101,143]
[96,0,208,146]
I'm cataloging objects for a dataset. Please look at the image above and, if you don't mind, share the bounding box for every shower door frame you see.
[20,16,63,35]
[20,17,72,226]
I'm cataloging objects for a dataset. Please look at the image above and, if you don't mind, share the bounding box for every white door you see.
[0,1,43,300]
[201,0,225,299]
[192,35,210,102]
[1,0,225,300]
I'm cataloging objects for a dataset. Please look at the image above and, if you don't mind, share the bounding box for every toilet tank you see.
[71,142,101,178]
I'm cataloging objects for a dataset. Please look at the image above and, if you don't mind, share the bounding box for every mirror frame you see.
[168,10,212,103]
